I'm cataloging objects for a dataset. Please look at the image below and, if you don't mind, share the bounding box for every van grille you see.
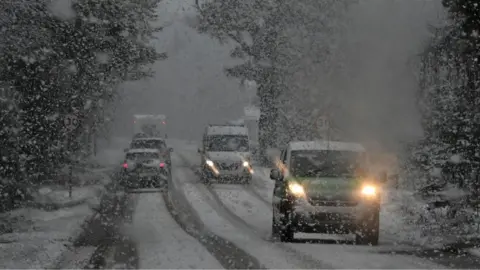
[217,162,241,170]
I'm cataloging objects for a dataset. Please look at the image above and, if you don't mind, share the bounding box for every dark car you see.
[120,149,170,189]
[125,137,173,172]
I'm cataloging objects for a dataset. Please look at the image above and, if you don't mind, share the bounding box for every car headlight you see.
[361,185,377,196]
[242,161,249,167]
[288,183,305,196]
[206,160,214,167]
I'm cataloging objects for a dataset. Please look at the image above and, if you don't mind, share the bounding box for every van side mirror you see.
[270,169,281,181]
[124,148,129,152]
[169,148,174,153]
[197,148,203,154]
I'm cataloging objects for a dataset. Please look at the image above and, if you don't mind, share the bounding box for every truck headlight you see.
[242,161,249,167]
[361,185,377,196]
[288,183,305,197]
[206,160,214,167]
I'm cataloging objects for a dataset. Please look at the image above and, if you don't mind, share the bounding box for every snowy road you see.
[93,138,480,269]
[126,192,222,269]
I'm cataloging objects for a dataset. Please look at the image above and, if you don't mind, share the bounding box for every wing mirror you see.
[169,147,174,153]
[270,169,282,181]
[123,148,129,152]
[197,148,203,154]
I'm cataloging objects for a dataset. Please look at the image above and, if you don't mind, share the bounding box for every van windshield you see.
[205,135,249,152]
[290,150,368,178]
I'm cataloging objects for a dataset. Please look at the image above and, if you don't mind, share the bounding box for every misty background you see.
[111,0,445,147]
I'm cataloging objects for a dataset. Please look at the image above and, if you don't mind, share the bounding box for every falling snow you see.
[0,0,480,268]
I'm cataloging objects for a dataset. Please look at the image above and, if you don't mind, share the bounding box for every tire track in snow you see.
[205,184,333,269]
[175,150,333,269]
[244,182,271,208]
[167,151,263,269]
[209,183,446,269]
[124,191,222,269]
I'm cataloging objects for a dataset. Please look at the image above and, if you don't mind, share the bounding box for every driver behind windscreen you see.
[290,151,368,179]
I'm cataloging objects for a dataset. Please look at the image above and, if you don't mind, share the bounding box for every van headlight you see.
[288,183,305,197]
[361,185,377,196]
[242,161,249,167]
[206,160,214,167]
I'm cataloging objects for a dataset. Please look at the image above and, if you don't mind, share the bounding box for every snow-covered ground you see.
[0,140,126,268]
[124,192,222,269]
[31,185,104,208]
[469,248,480,258]
[0,185,102,268]
[380,187,480,249]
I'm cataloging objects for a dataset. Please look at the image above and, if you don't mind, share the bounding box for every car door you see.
[273,148,288,220]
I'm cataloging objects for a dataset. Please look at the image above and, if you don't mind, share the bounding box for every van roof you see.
[289,140,366,152]
[206,125,248,136]
[132,137,165,141]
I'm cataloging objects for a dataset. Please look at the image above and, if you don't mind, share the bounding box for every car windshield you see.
[205,135,249,152]
[290,150,368,178]
[130,139,166,150]
[126,152,160,160]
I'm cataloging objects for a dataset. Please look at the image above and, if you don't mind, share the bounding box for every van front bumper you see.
[290,201,379,234]
[203,165,252,180]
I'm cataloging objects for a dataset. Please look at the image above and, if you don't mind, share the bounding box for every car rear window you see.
[126,152,160,160]
[130,139,166,149]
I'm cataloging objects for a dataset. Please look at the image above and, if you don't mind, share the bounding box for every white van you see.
[198,125,253,184]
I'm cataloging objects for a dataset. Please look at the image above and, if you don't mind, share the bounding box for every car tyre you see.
[241,176,252,185]
[152,176,161,188]
[279,211,294,242]
[355,210,380,246]
[200,169,210,185]
[271,215,281,241]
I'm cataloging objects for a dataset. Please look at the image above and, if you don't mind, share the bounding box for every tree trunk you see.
[258,70,279,166]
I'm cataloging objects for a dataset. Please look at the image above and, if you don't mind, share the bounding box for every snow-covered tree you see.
[399,0,480,239]
[196,0,352,163]
[0,0,164,210]
[412,0,480,189]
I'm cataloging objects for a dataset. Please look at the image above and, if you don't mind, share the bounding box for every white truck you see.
[133,114,167,138]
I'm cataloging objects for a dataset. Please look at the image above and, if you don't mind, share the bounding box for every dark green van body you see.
[271,141,381,245]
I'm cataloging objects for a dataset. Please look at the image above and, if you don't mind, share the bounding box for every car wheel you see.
[279,211,294,242]
[241,176,252,185]
[271,214,281,241]
[200,170,210,185]
[152,177,161,188]
[355,210,380,246]
[168,170,173,183]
